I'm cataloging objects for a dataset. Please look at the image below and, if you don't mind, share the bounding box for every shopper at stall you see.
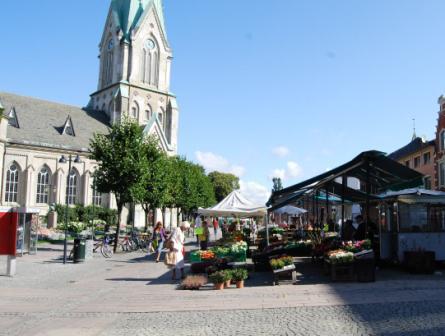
[212,217,219,240]
[354,215,367,240]
[153,222,167,263]
[194,214,202,245]
[343,220,355,241]
[168,221,190,280]
[200,221,210,250]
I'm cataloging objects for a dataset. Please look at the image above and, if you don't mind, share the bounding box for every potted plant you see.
[208,271,226,290]
[231,268,248,288]
[223,270,233,288]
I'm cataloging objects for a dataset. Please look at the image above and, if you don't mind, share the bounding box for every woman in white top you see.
[170,221,190,280]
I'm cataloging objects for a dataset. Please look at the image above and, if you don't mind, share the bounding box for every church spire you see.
[111,0,166,42]
[412,118,417,141]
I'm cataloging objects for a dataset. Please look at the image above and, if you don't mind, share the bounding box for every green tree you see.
[131,136,167,231]
[272,177,283,193]
[90,119,148,252]
[208,171,240,202]
[176,159,216,219]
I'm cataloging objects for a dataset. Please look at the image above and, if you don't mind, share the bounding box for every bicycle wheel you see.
[101,244,113,258]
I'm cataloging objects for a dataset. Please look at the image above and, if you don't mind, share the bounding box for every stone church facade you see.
[0,0,179,228]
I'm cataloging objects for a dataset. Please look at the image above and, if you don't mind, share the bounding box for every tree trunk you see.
[162,207,166,229]
[143,205,149,232]
[114,202,123,253]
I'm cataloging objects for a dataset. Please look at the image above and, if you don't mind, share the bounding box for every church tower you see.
[90,0,179,155]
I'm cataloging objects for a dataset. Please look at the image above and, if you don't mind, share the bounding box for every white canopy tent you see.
[198,190,267,217]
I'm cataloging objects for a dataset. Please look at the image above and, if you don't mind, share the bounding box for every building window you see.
[92,181,102,206]
[5,163,19,203]
[414,156,420,168]
[145,104,152,121]
[103,38,114,86]
[131,102,139,120]
[141,38,159,86]
[405,160,410,168]
[36,167,50,204]
[440,162,445,187]
[158,112,163,125]
[424,152,431,165]
[424,176,432,190]
[66,170,78,205]
[441,131,445,151]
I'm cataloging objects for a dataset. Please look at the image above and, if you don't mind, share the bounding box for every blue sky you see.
[2,0,445,203]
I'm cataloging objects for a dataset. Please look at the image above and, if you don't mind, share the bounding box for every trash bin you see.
[73,238,86,263]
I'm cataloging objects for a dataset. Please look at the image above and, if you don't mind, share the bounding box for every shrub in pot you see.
[209,271,227,290]
[180,275,207,290]
[222,269,233,288]
[231,268,248,288]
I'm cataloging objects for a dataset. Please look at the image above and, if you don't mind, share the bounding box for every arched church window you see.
[131,102,139,120]
[66,169,79,205]
[142,38,159,86]
[36,166,51,204]
[5,163,19,203]
[103,38,114,86]
[145,104,152,121]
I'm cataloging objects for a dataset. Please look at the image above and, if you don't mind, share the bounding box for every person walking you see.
[168,222,190,280]
[153,222,167,263]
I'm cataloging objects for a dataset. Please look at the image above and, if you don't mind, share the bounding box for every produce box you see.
[190,251,201,263]
[230,250,247,262]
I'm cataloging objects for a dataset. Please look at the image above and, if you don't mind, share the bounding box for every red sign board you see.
[0,212,18,256]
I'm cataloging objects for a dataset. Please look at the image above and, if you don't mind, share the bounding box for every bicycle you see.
[93,234,114,258]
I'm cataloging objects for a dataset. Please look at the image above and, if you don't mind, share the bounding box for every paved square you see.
[1,242,445,336]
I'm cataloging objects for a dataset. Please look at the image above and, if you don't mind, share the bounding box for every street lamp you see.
[59,154,81,264]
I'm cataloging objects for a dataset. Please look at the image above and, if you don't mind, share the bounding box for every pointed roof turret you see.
[111,0,166,42]
[412,118,417,141]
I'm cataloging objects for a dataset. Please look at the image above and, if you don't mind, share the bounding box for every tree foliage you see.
[208,171,240,202]
[272,177,283,193]
[90,118,148,251]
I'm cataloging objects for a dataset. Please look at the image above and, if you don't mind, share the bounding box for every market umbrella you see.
[273,205,307,216]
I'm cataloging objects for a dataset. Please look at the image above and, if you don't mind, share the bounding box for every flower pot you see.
[225,280,231,288]
[214,283,224,290]
[236,280,244,289]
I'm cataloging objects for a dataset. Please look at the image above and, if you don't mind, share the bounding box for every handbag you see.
[195,227,204,235]
[164,250,177,266]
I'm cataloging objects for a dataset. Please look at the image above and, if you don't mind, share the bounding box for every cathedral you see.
[0,0,179,231]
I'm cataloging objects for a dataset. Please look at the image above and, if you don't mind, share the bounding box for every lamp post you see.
[59,154,81,264]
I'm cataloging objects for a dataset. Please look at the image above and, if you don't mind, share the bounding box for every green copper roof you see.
[111,0,166,42]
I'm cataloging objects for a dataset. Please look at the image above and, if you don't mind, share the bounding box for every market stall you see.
[378,188,445,268]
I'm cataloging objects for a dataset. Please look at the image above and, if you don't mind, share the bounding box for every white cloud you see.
[271,168,286,180]
[272,146,290,158]
[286,161,302,178]
[195,151,245,177]
[270,161,303,180]
[239,180,271,205]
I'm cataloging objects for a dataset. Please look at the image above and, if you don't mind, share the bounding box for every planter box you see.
[355,258,375,282]
[326,260,354,282]
[272,264,296,285]
[404,251,435,274]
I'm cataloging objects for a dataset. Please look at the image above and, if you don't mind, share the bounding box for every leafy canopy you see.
[208,171,240,202]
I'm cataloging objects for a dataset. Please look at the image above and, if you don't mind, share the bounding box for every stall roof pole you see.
[365,159,370,234]
[265,213,270,246]
[326,186,330,230]
[341,176,346,238]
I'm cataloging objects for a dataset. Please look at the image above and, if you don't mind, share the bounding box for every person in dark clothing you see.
[342,220,355,241]
[354,215,367,241]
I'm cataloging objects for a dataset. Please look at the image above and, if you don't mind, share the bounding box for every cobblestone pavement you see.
[1,241,445,336]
